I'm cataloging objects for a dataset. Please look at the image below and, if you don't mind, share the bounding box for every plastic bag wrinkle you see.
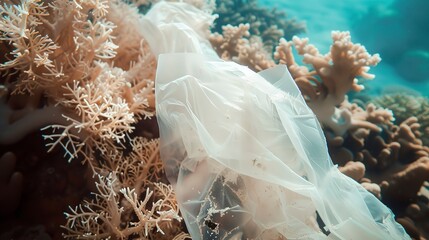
[142,2,411,239]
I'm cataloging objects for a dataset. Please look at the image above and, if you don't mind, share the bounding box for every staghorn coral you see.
[0,0,159,175]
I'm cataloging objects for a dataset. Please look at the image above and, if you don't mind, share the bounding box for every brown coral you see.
[373,94,429,146]
[381,157,429,202]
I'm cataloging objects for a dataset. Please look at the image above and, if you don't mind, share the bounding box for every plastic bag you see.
[140,2,410,239]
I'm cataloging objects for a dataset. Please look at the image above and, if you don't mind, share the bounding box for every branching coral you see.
[0,0,187,238]
[274,31,385,136]
[0,0,426,239]
[327,112,429,238]
[62,173,182,239]
[61,137,188,239]
[210,26,387,137]
[211,28,389,139]
[209,18,428,238]
[0,0,156,162]
[209,24,275,71]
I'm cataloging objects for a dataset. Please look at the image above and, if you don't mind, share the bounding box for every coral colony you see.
[0,0,428,239]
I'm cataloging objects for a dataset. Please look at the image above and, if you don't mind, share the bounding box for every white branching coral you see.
[62,173,182,239]
[42,61,154,162]
[0,0,156,159]
[0,0,186,239]
[61,136,186,239]
[96,137,164,189]
[0,0,60,93]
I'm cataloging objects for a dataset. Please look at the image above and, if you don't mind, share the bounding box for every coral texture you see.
[0,0,187,239]
[373,94,429,146]
[274,32,384,136]
[0,0,427,239]
[210,24,275,71]
[212,0,305,48]
[208,8,429,238]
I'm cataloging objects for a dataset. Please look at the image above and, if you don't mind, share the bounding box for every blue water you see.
[261,0,429,97]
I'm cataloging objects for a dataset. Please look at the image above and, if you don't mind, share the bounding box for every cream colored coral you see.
[0,1,186,238]
[0,0,156,160]
[274,31,383,136]
[63,173,182,239]
[210,24,274,71]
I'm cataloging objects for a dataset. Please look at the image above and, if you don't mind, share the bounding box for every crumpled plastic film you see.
[140,2,411,239]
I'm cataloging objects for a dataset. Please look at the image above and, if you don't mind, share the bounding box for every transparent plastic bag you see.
[140,2,410,239]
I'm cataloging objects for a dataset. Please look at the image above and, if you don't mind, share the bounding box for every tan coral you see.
[210,23,250,59]
[373,94,429,146]
[209,24,275,71]
[380,157,429,202]
[62,173,182,239]
[0,1,183,239]
[274,31,381,136]
[338,160,365,181]
[1,0,156,161]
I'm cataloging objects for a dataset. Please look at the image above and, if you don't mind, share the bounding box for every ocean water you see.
[260,0,429,97]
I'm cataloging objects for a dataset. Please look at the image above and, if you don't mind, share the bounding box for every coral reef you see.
[274,32,384,136]
[0,0,186,239]
[209,15,429,238]
[373,94,429,146]
[0,0,427,239]
[212,0,305,48]
[327,106,429,238]
[209,24,275,71]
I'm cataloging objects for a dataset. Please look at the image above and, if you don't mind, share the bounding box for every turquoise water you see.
[261,0,429,97]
